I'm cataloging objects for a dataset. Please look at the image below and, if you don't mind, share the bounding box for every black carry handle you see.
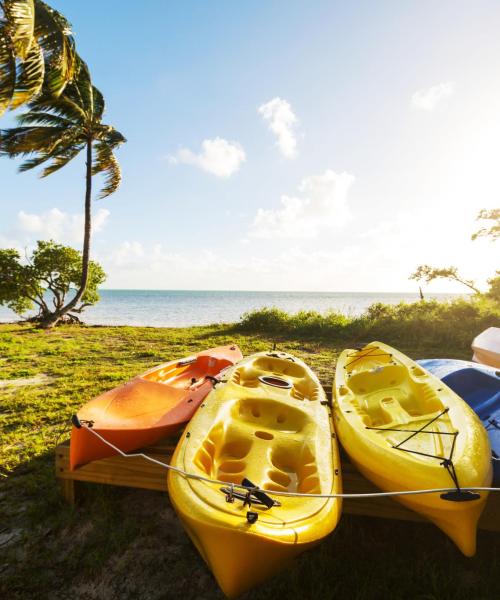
[241,478,276,509]
[71,415,94,429]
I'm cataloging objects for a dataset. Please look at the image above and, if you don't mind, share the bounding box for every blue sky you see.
[1,0,499,291]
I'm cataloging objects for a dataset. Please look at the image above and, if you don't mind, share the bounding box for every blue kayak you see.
[418,359,500,485]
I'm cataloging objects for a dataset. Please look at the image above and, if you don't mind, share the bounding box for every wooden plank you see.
[55,438,500,532]
[55,440,172,492]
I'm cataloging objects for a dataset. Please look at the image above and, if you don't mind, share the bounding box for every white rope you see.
[81,425,500,499]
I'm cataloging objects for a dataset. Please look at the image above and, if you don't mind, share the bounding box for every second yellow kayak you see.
[168,350,342,597]
[333,341,492,557]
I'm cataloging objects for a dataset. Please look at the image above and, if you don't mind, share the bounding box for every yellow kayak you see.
[333,341,492,557]
[168,350,342,597]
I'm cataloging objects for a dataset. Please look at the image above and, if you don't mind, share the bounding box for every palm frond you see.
[92,141,122,198]
[10,36,43,109]
[40,141,81,176]
[0,23,16,115]
[28,90,86,122]
[92,85,104,119]
[4,0,34,60]
[16,151,50,171]
[33,0,76,96]
[17,108,72,126]
[62,57,93,114]
[16,129,83,172]
[95,124,126,149]
[0,124,68,156]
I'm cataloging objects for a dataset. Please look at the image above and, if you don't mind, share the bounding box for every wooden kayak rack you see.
[55,438,500,532]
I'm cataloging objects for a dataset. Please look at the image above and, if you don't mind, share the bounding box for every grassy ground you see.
[0,321,498,600]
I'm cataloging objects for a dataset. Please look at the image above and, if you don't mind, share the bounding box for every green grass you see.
[0,315,498,600]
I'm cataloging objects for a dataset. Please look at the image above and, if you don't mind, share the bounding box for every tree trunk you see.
[40,139,93,329]
[453,276,481,294]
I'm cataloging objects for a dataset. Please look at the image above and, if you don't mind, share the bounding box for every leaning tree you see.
[0,59,126,327]
[0,240,106,323]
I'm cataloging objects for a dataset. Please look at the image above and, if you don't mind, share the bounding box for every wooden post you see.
[58,478,75,505]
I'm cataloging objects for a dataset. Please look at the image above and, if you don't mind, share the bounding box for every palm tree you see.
[0,59,126,327]
[0,0,77,115]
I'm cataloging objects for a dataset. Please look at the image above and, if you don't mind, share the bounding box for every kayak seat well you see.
[143,355,227,388]
[232,356,320,401]
[346,365,445,427]
[194,397,321,493]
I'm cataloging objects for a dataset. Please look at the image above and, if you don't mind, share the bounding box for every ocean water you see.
[0,290,462,328]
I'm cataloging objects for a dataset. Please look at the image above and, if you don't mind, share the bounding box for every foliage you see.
[0,0,77,115]
[0,56,125,327]
[487,270,500,303]
[472,208,500,241]
[1,322,499,599]
[409,264,480,294]
[0,58,125,197]
[238,307,351,336]
[238,298,500,348]
[0,240,106,323]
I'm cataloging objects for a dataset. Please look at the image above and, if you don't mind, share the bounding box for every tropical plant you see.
[472,208,500,241]
[0,240,106,324]
[0,60,125,327]
[486,270,500,303]
[0,0,77,116]
[409,265,480,294]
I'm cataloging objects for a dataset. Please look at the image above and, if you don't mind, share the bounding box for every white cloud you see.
[0,233,23,252]
[258,97,298,158]
[411,82,454,111]
[251,169,355,239]
[104,240,361,292]
[16,207,110,243]
[169,137,246,177]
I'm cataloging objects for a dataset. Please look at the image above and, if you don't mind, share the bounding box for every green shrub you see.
[238,297,500,350]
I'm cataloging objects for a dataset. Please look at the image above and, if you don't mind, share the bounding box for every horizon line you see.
[97,288,466,294]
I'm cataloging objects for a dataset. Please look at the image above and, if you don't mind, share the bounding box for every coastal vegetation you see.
[1,321,499,599]
[409,208,498,297]
[1,1,125,328]
[238,296,500,349]
[0,240,106,323]
[409,265,480,294]
[0,59,125,327]
[471,208,500,241]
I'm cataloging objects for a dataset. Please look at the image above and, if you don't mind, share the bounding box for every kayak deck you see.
[168,351,341,597]
[70,345,242,469]
[334,342,492,557]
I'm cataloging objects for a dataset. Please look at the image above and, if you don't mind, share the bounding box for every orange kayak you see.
[70,345,242,469]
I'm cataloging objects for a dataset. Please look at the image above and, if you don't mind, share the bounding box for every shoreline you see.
[0,290,467,329]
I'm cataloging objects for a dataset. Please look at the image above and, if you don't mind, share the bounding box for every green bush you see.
[238,298,500,349]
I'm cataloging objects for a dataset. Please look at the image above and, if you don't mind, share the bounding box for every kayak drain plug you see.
[246,512,258,524]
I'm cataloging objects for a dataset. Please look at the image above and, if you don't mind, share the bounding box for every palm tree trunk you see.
[41,139,93,328]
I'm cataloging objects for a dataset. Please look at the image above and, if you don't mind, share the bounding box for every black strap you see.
[71,415,94,429]
[204,375,220,387]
